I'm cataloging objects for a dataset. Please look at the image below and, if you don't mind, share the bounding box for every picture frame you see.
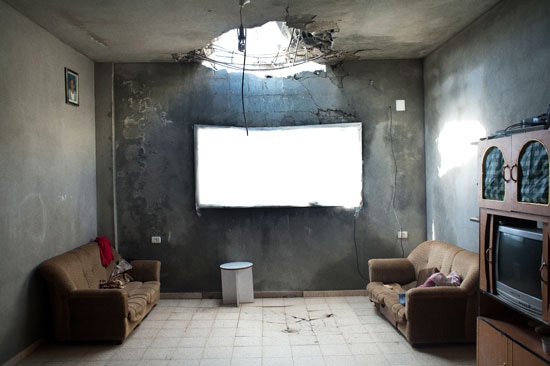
[65,68,79,106]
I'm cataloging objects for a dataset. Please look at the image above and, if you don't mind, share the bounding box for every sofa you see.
[38,241,161,342]
[365,240,479,345]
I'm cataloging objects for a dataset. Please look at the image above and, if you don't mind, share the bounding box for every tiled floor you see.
[17,296,475,366]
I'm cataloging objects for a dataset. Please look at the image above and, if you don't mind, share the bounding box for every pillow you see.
[116,258,133,273]
[420,271,461,287]
[416,267,439,286]
[99,272,133,289]
[446,271,462,286]
[99,258,134,289]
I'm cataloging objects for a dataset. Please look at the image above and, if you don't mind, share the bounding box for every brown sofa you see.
[365,240,479,345]
[38,242,161,342]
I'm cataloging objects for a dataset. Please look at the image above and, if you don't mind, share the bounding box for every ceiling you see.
[5,0,502,63]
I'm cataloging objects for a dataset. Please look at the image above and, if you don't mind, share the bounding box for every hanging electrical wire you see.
[389,106,405,258]
[239,4,248,135]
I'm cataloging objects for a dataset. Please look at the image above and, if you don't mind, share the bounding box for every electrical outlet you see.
[397,231,408,239]
[151,236,162,244]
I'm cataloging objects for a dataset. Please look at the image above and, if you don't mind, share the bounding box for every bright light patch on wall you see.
[437,120,486,177]
[195,123,363,209]
[202,21,326,77]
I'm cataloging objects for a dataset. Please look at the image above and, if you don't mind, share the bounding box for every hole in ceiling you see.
[173,21,342,77]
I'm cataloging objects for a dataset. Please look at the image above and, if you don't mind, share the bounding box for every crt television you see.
[495,224,544,320]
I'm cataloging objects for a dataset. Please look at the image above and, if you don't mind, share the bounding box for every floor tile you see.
[293,355,326,366]
[233,336,261,347]
[324,355,358,366]
[292,344,323,357]
[231,346,262,358]
[172,347,204,360]
[261,345,292,358]
[230,358,262,366]
[262,357,294,366]
[198,359,231,366]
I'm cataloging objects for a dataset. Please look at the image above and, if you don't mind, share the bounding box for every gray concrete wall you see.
[424,0,550,252]
[111,60,426,293]
[0,1,96,364]
[95,63,117,247]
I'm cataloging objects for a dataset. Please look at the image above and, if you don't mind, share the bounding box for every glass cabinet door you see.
[511,131,550,216]
[482,146,506,202]
[517,140,549,205]
[479,137,511,210]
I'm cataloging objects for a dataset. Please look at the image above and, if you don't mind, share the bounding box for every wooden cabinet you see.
[478,318,507,366]
[478,129,550,366]
[512,340,546,365]
[478,129,550,216]
[478,317,550,366]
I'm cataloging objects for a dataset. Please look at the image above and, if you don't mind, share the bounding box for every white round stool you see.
[220,262,254,306]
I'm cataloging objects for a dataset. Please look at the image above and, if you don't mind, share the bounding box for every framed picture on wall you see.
[65,68,79,106]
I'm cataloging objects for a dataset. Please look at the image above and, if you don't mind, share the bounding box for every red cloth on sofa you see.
[95,236,114,266]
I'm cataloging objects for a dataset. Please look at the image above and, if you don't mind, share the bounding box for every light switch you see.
[396,100,406,111]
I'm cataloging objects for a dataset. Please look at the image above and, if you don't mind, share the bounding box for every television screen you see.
[495,225,543,319]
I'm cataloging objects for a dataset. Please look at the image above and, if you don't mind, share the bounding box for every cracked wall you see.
[107,60,425,292]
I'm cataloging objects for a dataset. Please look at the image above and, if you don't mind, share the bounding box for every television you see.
[495,224,544,320]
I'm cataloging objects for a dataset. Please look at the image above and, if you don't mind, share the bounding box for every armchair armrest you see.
[68,289,128,318]
[67,289,128,340]
[405,286,468,327]
[368,258,415,284]
[128,260,161,282]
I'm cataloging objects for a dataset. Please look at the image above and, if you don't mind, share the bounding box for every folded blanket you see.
[95,236,114,266]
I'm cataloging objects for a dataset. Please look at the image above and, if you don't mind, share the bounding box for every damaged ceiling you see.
[4,0,502,63]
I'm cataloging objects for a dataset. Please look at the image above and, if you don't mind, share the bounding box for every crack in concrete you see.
[284,0,291,24]
[290,313,334,322]
[284,312,336,334]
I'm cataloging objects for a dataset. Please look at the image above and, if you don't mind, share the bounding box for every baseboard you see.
[2,338,43,366]
[304,289,367,297]
[160,292,203,299]
[254,291,303,298]
[160,290,366,300]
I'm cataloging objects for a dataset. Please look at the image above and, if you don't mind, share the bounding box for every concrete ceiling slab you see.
[3,0,502,62]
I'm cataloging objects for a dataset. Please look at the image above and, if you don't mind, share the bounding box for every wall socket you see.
[151,236,162,244]
[397,231,408,239]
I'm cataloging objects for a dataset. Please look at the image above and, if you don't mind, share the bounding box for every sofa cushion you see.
[367,282,407,305]
[408,241,463,276]
[128,295,148,322]
[125,281,160,304]
[393,303,406,323]
[121,280,161,323]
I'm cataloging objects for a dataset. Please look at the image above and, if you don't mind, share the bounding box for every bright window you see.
[195,123,363,209]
